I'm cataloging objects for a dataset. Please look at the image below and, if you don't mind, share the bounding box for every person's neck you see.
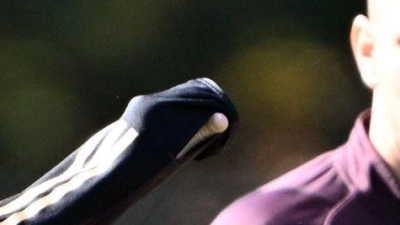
[369,98,400,180]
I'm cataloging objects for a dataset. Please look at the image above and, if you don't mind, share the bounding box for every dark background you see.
[0,1,368,224]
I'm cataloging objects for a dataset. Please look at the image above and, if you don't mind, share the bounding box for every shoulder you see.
[212,150,348,225]
[212,188,334,225]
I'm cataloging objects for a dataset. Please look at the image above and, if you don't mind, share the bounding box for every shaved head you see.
[367,0,400,32]
[367,0,377,16]
[367,0,386,22]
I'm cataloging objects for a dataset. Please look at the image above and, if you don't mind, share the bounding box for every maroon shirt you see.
[212,111,400,225]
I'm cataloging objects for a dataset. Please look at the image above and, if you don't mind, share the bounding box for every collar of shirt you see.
[331,109,400,224]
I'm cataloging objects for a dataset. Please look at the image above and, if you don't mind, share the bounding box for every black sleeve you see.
[0,78,239,225]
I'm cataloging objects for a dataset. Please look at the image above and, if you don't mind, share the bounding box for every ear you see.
[350,15,377,89]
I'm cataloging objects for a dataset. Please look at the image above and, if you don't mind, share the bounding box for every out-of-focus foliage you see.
[0,0,368,224]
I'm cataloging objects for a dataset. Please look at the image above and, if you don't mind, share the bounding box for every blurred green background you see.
[0,0,369,224]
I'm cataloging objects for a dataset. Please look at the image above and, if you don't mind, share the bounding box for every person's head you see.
[351,0,400,174]
[351,0,400,91]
